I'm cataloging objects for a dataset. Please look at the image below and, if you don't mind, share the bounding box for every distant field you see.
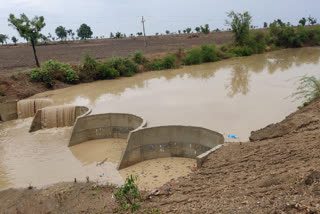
[0,31,233,72]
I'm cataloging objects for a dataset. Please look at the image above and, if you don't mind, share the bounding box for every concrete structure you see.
[68,113,146,147]
[0,100,18,122]
[29,106,91,132]
[118,126,224,169]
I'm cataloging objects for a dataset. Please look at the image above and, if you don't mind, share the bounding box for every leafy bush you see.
[64,69,79,84]
[231,46,253,57]
[185,48,203,65]
[162,55,177,69]
[114,175,141,212]
[147,60,163,71]
[82,53,98,79]
[108,57,138,76]
[29,67,55,88]
[269,21,303,48]
[201,44,218,62]
[132,51,145,64]
[29,60,79,87]
[96,63,119,79]
[247,31,267,54]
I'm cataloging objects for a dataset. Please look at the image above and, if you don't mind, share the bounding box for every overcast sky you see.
[0,0,320,40]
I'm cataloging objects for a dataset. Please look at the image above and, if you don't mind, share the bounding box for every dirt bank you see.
[1,98,319,213]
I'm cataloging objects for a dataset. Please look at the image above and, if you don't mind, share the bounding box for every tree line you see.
[1,13,319,68]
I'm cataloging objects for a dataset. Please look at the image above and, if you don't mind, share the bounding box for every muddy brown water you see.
[1,47,320,191]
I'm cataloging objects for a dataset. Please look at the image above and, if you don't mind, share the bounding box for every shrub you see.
[29,60,79,87]
[146,60,163,71]
[29,67,55,88]
[64,69,79,84]
[96,63,120,79]
[162,55,177,69]
[114,175,141,212]
[108,57,138,76]
[247,31,267,54]
[231,46,253,57]
[201,44,218,62]
[132,51,144,64]
[185,48,203,65]
[82,53,98,78]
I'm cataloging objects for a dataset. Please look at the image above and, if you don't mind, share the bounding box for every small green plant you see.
[114,175,141,212]
[96,63,119,79]
[292,76,320,107]
[132,51,144,64]
[201,44,218,62]
[230,46,253,56]
[162,55,177,69]
[185,48,203,65]
[147,60,163,71]
[64,69,79,84]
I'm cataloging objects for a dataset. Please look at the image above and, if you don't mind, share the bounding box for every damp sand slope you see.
[0,98,319,213]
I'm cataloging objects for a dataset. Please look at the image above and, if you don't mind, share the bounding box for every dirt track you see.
[1,98,319,213]
[0,32,233,72]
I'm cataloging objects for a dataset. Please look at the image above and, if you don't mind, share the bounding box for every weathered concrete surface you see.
[68,113,146,147]
[29,106,90,132]
[118,126,224,169]
[196,144,223,168]
[0,100,18,122]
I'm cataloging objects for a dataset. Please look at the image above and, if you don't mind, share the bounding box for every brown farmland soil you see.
[0,32,233,73]
[1,98,319,213]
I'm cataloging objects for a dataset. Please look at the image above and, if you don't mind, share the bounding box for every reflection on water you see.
[1,47,320,191]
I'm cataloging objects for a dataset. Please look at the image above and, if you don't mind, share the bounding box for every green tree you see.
[8,13,45,67]
[226,11,252,46]
[165,30,170,35]
[263,22,268,28]
[11,36,18,45]
[77,23,93,40]
[186,28,192,34]
[67,29,74,40]
[299,17,307,26]
[0,34,8,45]
[55,26,67,41]
[200,24,210,34]
[136,32,143,36]
[110,32,114,38]
[195,27,201,33]
[308,16,317,25]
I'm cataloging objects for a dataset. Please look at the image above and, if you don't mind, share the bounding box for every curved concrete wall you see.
[118,126,224,169]
[29,106,91,132]
[68,113,147,147]
[0,100,18,122]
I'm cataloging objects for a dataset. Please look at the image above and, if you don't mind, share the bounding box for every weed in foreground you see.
[114,175,141,212]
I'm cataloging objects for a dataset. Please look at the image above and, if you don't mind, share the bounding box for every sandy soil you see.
[1,98,319,213]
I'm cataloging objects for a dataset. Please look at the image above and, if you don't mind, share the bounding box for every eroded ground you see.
[1,99,319,213]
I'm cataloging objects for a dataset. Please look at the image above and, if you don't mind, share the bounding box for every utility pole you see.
[141,16,147,47]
